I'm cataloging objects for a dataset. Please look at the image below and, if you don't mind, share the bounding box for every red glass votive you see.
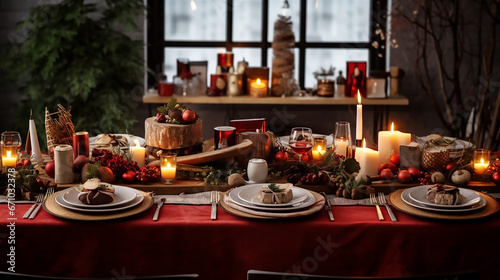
[158,82,174,96]
[177,58,190,76]
[214,126,236,150]
[217,53,234,73]
[73,131,89,159]
[207,74,226,96]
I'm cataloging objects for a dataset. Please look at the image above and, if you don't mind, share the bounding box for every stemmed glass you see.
[1,131,22,150]
[289,127,313,161]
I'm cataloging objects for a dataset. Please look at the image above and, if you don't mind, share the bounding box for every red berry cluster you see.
[91,149,139,177]
[417,172,432,185]
[136,165,160,183]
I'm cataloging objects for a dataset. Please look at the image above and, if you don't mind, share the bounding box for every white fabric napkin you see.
[154,192,212,205]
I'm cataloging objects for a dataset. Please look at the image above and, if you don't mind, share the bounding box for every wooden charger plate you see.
[389,188,500,220]
[219,189,325,219]
[43,190,154,221]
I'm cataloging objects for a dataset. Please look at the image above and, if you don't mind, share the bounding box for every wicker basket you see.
[422,148,449,172]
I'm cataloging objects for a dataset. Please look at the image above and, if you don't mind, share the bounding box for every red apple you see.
[274,151,288,162]
[45,161,55,178]
[398,170,412,183]
[182,109,196,123]
[380,169,394,180]
[122,170,137,183]
[73,155,89,173]
[445,162,457,172]
[98,166,116,183]
[492,172,500,186]
[379,162,398,175]
[408,167,421,178]
[390,154,401,166]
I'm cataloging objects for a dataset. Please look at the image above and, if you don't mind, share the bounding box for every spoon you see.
[152,198,166,221]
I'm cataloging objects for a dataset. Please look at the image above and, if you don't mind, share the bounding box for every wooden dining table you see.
[1,189,499,280]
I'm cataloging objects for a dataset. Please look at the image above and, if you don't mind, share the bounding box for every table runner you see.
[1,202,500,280]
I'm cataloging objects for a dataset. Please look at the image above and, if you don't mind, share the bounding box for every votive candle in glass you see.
[161,153,177,184]
[312,136,327,160]
[473,149,490,175]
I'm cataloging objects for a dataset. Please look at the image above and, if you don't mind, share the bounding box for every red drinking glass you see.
[73,131,89,159]
[214,126,236,150]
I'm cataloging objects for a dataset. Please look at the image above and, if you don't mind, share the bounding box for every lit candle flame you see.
[134,139,140,147]
[480,158,484,164]
[390,122,394,132]
[256,78,261,85]
[317,146,322,152]
[190,0,197,11]
[6,151,11,158]
[363,138,366,148]
[167,162,171,168]
[357,90,361,104]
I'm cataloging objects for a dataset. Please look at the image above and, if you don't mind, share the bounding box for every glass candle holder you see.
[312,136,327,160]
[73,131,89,159]
[1,145,18,172]
[334,122,352,158]
[161,154,177,184]
[473,149,490,176]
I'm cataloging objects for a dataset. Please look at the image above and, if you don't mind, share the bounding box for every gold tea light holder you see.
[473,149,490,179]
[312,136,327,160]
[161,153,177,184]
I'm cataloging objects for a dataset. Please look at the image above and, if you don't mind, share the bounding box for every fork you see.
[29,187,54,219]
[23,193,44,219]
[378,192,397,222]
[370,193,384,221]
[211,191,218,220]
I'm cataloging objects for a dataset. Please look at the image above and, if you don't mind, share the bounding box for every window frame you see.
[147,0,388,89]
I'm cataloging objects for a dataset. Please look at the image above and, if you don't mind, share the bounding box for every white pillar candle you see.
[334,138,348,158]
[356,90,363,142]
[54,144,74,184]
[130,139,145,168]
[378,122,411,164]
[354,139,379,176]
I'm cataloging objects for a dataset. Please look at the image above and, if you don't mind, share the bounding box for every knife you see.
[153,198,165,221]
[321,192,334,222]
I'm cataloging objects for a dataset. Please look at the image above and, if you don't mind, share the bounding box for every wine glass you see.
[1,131,22,150]
[289,127,313,161]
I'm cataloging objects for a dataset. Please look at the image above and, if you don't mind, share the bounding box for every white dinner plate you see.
[89,134,146,147]
[280,134,333,148]
[401,188,486,213]
[56,189,144,213]
[238,184,309,207]
[62,185,137,209]
[229,186,316,212]
[408,186,481,209]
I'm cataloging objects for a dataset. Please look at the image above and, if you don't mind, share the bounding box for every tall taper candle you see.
[356,90,362,147]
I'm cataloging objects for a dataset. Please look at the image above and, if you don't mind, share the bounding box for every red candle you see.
[73,131,89,159]
[158,82,174,96]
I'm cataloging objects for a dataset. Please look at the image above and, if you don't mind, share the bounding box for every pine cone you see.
[168,108,183,123]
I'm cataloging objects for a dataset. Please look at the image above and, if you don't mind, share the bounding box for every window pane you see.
[304,48,369,88]
[268,0,300,42]
[165,0,226,41]
[267,48,300,82]
[233,0,262,41]
[306,0,370,42]
[164,47,222,82]
[232,48,262,68]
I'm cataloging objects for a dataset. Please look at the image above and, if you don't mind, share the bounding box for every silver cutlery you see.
[211,191,218,220]
[378,192,397,222]
[23,193,44,219]
[29,187,54,219]
[321,192,334,222]
[370,193,384,221]
[153,197,165,221]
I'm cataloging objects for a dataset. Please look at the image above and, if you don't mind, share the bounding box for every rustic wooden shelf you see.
[142,93,409,106]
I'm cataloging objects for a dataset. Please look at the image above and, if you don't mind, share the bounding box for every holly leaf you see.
[157,105,168,115]
[166,98,178,110]
[342,158,360,174]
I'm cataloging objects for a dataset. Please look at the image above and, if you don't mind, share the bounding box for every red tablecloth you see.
[1,202,499,280]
